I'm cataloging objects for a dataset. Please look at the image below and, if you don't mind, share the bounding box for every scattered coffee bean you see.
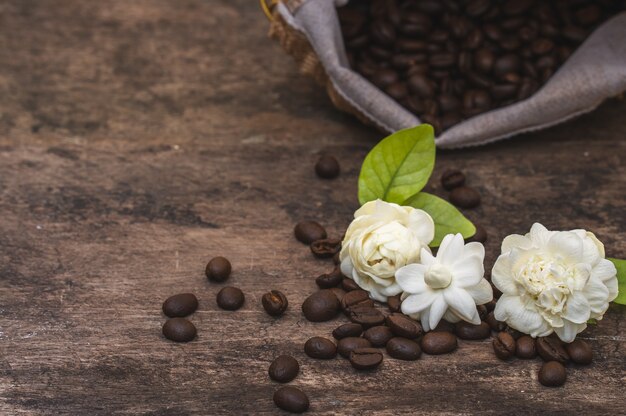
[449,186,481,208]
[486,312,506,332]
[441,169,466,190]
[432,320,455,333]
[162,318,196,343]
[350,348,384,370]
[387,294,402,312]
[348,307,385,328]
[268,355,299,383]
[338,337,372,358]
[386,337,422,361]
[421,331,458,355]
[273,386,310,413]
[341,289,373,311]
[294,221,327,244]
[538,361,567,387]
[455,321,491,340]
[315,154,340,179]
[515,335,537,359]
[537,336,569,364]
[333,251,341,264]
[315,267,344,289]
[505,326,524,340]
[493,332,517,360]
[262,290,288,316]
[333,323,363,340]
[330,287,346,304]
[477,304,488,321]
[304,336,337,359]
[565,339,593,365]
[216,286,245,311]
[162,293,198,318]
[363,325,394,347]
[302,289,340,322]
[342,278,360,292]
[466,224,488,244]
[205,256,231,282]
[386,313,423,339]
[310,238,342,259]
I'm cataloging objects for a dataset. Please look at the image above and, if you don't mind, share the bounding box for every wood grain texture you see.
[0,1,624,414]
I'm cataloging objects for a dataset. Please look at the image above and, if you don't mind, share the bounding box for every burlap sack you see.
[269,0,626,148]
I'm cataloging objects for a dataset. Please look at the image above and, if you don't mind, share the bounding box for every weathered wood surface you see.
[0,1,624,414]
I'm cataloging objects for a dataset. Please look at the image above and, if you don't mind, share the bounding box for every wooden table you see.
[0,1,624,414]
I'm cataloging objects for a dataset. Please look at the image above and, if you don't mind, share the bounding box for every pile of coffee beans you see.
[338,0,626,134]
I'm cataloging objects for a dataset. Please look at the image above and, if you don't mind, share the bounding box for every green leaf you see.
[587,318,597,325]
[608,258,626,305]
[358,124,435,205]
[405,192,476,247]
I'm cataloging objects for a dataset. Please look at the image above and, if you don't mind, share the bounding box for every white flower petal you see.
[395,264,428,294]
[340,256,354,279]
[401,291,436,315]
[529,223,552,247]
[407,209,435,245]
[451,255,484,288]
[463,242,485,260]
[428,295,448,331]
[501,234,533,253]
[443,286,477,322]
[582,276,610,314]
[591,258,617,283]
[353,200,378,217]
[420,247,436,267]
[442,309,461,323]
[554,321,586,343]
[491,255,518,295]
[439,234,465,266]
[563,291,591,324]
[419,308,430,331]
[547,231,583,262]
[494,295,547,336]
[464,279,493,305]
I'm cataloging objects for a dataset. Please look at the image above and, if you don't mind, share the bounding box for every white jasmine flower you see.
[395,233,493,331]
[492,223,618,343]
[340,199,435,302]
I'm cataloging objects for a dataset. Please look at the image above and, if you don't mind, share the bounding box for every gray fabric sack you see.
[271,0,626,148]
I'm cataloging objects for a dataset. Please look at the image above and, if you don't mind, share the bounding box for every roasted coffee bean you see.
[421,331,458,355]
[268,355,299,383]
[304,336,337,359]
[386,313,422,339]
[397,38,427,52]
[341,289,373,311]
[576,5,602,26]
[315,154,340,179]
[372,68,399,88]
[302,289,340,322]
[503,0,533,16]
[273,386,310,413]
[463,89,491,113]
[387,294,402,313]
[494,54,521,77]
[162,293,198,318]
[477,304,488,321]
[441,169,465,190]
[162,318,196,342]
[310,238,341,259]
[407,74,436,98]
[350,348,384,370]
[449,186,481,208]
[363,325,394,347]
[565,339,593,365]
[493,332,516,360]
[491,83,518,100]
[486,312,506,332]
[538,361,567,387]
[205,256,232,282]
[531,38,555,55]
[371,19,396,46]
[438,94,461,113]
[342,278,360,292]
[330,287,346,304]
[338,337,372,358]
[467,224,488,244]
[562,25,587,43]
[483,24,502,42]
[466,0,491,18]
[294,221,327,244]
[455,321,491,340]
[516,335,537,359]
[386,337,422,361]
[348,307,385,328]
[429,52,456,69]
[332,323,363,340]
[429,29,449,44]
[537,336,569,364]
[440,112,462,130]
[432,320,455,333]
[385,82,409,100]
[474,48,495,73]
[262,290,288,316]
[315,267,343,289]
[505,326,524,340]
[466,72,492,89]
[216,286,245,311]
[484,299,497,312]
